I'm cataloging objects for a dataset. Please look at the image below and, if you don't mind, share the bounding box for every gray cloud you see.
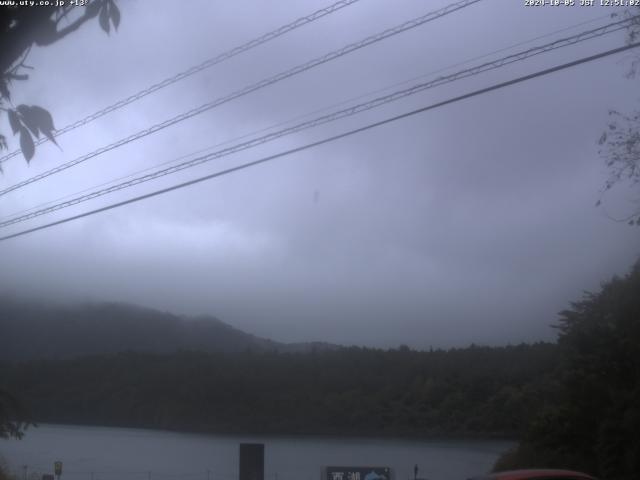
[1,0,639,348]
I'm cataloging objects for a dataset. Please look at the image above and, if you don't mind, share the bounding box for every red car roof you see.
[470,469,597,480]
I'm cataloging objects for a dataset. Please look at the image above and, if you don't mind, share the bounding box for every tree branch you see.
[41,2,102,46]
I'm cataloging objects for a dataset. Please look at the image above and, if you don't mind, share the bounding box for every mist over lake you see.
[0,425,511,480]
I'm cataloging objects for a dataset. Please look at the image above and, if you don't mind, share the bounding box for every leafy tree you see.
[597,8,640,224]
[0,0,121,164]
[495,260,640,479]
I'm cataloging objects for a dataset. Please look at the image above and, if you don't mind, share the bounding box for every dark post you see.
[239,443,264,480]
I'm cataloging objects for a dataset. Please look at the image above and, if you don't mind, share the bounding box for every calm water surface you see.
[0,425,513,480]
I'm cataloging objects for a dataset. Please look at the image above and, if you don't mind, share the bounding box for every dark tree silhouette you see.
[0,338,560,438]
[494,259,640,479]
[0,0,120,164]
[0,389,32,439]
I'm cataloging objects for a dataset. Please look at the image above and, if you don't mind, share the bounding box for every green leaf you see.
[85,0,103,18]
[8,109,21,135]
[28,106,57,145]
[110,1,121,30]
[16,105,40,138]
[99,3,110,34]
[19,126,35,162]
[27,106,54,130]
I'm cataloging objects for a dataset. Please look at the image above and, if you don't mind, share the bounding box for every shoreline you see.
[20,421,519,443]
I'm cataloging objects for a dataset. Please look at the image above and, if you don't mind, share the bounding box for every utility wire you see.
[1,41,638,243]
[0,11,616,224]
[0,16,634,229]
[0,0,362,165]
[0,0,482,197]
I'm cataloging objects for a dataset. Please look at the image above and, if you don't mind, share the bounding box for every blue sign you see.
[326,467,391,480]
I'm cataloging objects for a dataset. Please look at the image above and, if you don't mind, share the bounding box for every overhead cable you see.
[0,0,363,165]
[0,0,482,196]
[0,16,634,229]
[2,41,638,242]
[0,11,617,223]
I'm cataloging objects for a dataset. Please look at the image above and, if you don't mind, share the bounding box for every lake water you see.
[0,425,513,480]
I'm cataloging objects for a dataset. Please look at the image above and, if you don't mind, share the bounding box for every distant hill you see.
[0,297,337,361]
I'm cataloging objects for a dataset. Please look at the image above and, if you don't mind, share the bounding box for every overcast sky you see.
[0,0,639,349]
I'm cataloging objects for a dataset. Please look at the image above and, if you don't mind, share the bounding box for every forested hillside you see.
[0,343,558,438]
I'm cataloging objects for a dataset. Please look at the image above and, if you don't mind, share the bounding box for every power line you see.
[0,0,362,165]
[0,0,482,197]
[0,11,617,224]
[2,41,638,243]
[0,16,634,229]
[0,143,227,222]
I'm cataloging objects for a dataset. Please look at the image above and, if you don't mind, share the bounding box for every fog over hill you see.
[0,298,336,361]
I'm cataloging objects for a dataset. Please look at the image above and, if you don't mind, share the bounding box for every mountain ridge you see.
[0,297,338,361]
